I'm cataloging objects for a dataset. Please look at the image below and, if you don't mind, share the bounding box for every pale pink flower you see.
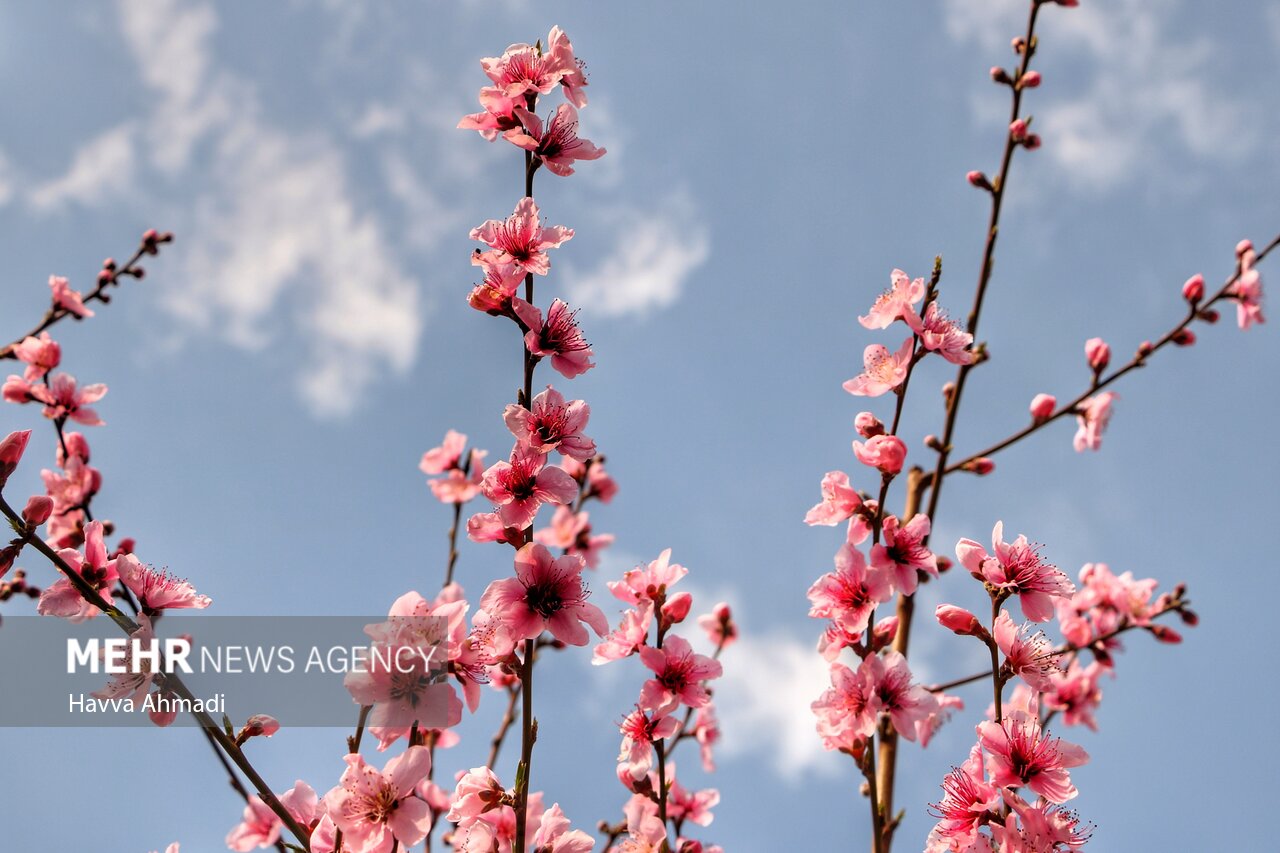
[993,610,1061,692]
[420,430,468,475]
[1000,790,1092,851]
[480,447,577,528]
[226,796,283,851]
[853,433,907,475]
[535,506,614,568]
[12,332,61,381]
[617,707,680,780]
[585,459,618,502]
[504,104,605,177]
[471,198,572,277]
[812,659,877,751]
[446,767,506,826]
[1042,661,1105,731]
[804,471,865,534]
[807,543,892,638]
[917,691,965,747]
[50,275,94,318]
[977,711,1089,803]
[479,543,607,646]
[1230,248,1265,329]
[429,450,487,504]
[530,803,595,852]
[908,302,975,365]
[91,617,158,706]
[697,602,737,649]
[117,555,211,611]
[865,650,938,742]
[1072,391,1117,452]
[860,269,925,329]
[37,519,117,621]
[514,298,596,378]
[638,635,722,715]
[325,748,433,853]
[30,373,107,426]
[608,548,687,606]
[928,743,1000,849]
[871,513,938,595]
[956,522,1075,622]
[458,87,522,141]
[667,773,719,828]
[843,338,913,397]
[593,604,652,664]
[504,386,595,460]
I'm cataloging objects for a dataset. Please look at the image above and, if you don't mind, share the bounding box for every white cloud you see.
[28,124,137,211]
[943,0,1257,192]
[564,197,710,318]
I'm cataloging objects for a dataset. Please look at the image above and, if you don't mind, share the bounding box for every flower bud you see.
[1137,340,1154,358]
[871,616,899,649]
[1019,70,1042,88]
[936,555,953,574]
[1180,609,1199,627]
[1009,119,1029,141]
[966,170,993,191]
[1084,337,1110,372]
[1029,393,1056,421]
[1181,273,1205,303]
[853,434,906,476]
[1173,329,1196,346]
[22,495,52,527]
[855,411,885,438]
[1023,133,1042,150]
[0,430,32,488]
[1011,36,1026,53]
[1148,624,1182,644]
[936,604,991,642]
[962,457,995,475]
[661,591,693,625]
[1236,238,1254,257]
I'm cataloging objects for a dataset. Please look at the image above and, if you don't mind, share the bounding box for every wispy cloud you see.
[28,124,137,211]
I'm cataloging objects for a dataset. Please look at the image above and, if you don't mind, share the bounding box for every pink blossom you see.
[1230,248,1265,329]
[843,338,913,397]
[535,506,613,568]
[420,430,468,475]
[993,610,1061,692]
[928,743,1000,849]
[514,298,596,378]
[697,602,737,649]
[667,773,719,828]
[1000,790,1092,851]
[585,459,617,502]
[853,433,907,476]
[505,104,605,177]
[480,27,585,103]
[865,650,939,742]
[468,260,527,314]
[1072,391,1117,452]
[91,617,158,706]
[609,548,687,606]
[956,522,1075,622]
[530,803,595,852]
[617,707,680,780]
[870,513,938,595]
[480,447,577,529]
[661,591,692,625]
[592,603,652,664]
[325,748,433,853]
[226,796,283,851]
[22,495,53,527]
[812,659,877,751]
[1043,661,1105,731]
[1182,273,1205,302]
[908,302,975,365]
[860,269,925,329]
[458,87,522,141]
[50,275,94,318]
[638,634,722,715]
[117,555,211,611]
[977,711,1088,803]
[1083,337,1110,372]
[1029,393,1056,421]
[504,385,595,460]
[855,411,885,437]
[479,543,607,646]
[429,450,487,504]
[471,198,572,277]
[12,333,61,381]
[447,767,506,826]
[0,429,31,487]
[804,470,865,533]
[694,704,721,772]
[807,543,892,638]
[37,519,118,621]
[936,604,988,639]
[30,373,107,426]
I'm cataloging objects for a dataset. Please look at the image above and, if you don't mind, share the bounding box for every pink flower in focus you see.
[479,543,607,646]
[504,386,595,460]
[429,450,487,504]
[956,522,1075,622]
[617,707,680,780]
[843,338,913,397]
[505,104,605,177]
[458,87,522,141]
[592,604,652,664]
[928,743,1000,849]
[908,302,975,365]
[871,513,938,595]
[1000,790,1093,851]
[853,434,907,475]
[514,298,596,378]
[325,748,433,853]
[446,766,506,826]
[608,548,687,607]
[12,333,61,381]
[530,803,595,852]
[50,275,94,318]
[807,543,892,638]
[977,711,1088,803]
[638,635,722,715]
[471,198,573,277]
[804,470,864,532]
[480,27,584,102]
[480,447,577,529]
[30,373,107,426]
[860,269,926,329]
[117,555,211,611]
[37,520,118,621]
[865,650,938,742]
[1072,391,1117,452]
[993,610,1061,692]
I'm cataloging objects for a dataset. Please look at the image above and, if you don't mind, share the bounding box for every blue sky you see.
[0,0,1278,850]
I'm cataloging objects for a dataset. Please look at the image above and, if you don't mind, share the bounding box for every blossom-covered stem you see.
[513,639,538,853]
[0,236,160,359]
[941,231,1280,476]
[485,684,522,769]
[989,598,1004,723]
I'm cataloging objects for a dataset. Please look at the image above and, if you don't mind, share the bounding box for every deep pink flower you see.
[956,522,1075,622]
[608,548,687,606]
[993,610,1061,692]
[908,302,975,365]
[22,495,53,527]
[480,447,577,529]
[12,333,61,381]
[928,743,1001,849]
[871,513,938,595]
[853,434,907,475]
[860,269,925,329]
[479,543,607,646]
[638,635,722,715]
[843,338,913,397]
[37,519,118,621]
[1000,790,1093,851]
[117,555,212,611]
[505,104,605,177]
[504,385,595,460]
[617,707,680,780]
[471,198,573,277]
[1072,391,1117,452]
[325,748,432,853]
[977,711,1088,803]
[50,275,94,318]
[30,373,107,426]
[514,298,596,378]
[480,27,585,103]
[807,543,892,638]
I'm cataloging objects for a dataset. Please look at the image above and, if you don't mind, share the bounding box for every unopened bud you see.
[1179,609,1199,626]
[1019,70,1042,88]
[1181,273,1204,303]
[1009,118,1029,141]
[1029,393,1056,421]
[1023,133,1041,150]
[936,605,991,642]
[855,412,885,438]
[1236,238,1254,257]
[990,66,1012,85]
[1084,337,1110,373]
[967,170,993,191]
[1148,624,1182,644]
[1198,309,1219,324]
[962,457,995,475]
[661,591,693,625]
[22,496,52,527]
[1173,329,1196,346]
